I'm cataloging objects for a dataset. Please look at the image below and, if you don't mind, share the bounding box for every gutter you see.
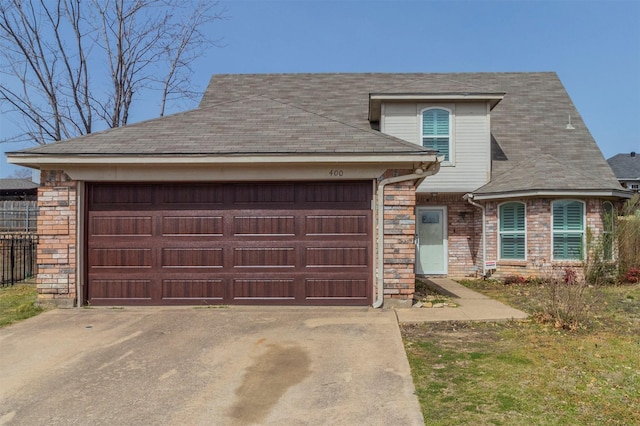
[463,193,486,278]
[372,162,440,308]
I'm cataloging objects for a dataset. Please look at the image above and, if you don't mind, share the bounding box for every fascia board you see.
[368,93,504,121]
[472,189,634,201]
[369,93,505,102]
[7,153,438,167]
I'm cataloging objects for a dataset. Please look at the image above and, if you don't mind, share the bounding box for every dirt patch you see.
[402,321,504,350]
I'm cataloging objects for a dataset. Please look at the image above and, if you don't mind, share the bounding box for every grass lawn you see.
[0,281,44,328]
[402,281,640,425]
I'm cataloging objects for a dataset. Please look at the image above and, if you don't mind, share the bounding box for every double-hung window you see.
[421,108,451,161]
[552,200,585,260]
[499,202,526,260]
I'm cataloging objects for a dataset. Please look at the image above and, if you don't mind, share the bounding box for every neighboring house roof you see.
[0,178,38,191]
[607,153,640,181]
[6,72,626,197]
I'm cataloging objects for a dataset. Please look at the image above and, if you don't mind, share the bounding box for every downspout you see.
[373,162,440,308]
[463,193,486,278]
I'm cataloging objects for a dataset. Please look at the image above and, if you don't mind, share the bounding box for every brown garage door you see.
[85,182,373,306]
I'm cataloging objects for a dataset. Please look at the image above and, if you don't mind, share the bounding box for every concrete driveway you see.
[0,307,423,426]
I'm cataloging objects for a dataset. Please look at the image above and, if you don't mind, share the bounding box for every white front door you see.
[416,207,447,275]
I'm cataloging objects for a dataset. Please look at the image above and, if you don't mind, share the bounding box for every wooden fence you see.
[0,200,38,232]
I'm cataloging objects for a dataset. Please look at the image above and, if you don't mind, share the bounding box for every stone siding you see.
[36,171,77,307]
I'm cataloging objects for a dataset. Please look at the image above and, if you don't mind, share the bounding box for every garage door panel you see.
[232,279,296,300]
[161,183,225,205]
[305,215,369,236]
[233,183,296,204]
[162,215,224,236]
[90,184,154,209]
[233,247,296,268]
[90,216,153,236]
[161,248,224,268]
[89,248,152,268]
[304,182,371,204]
[90,279,152,300]
[162,279,224,300]
[233,215,295,236]
[305,247,369,267]
[305,279,368,300]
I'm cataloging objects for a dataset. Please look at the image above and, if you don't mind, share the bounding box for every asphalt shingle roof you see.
[13,72,623,193]
[0,178,38,190]
[18,92,429,155]
[607,153,640,180]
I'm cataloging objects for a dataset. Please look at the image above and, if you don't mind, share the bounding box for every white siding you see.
[380,101,491,193]
[381,103,419,144]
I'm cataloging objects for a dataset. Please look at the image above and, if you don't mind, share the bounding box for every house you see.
[0,178,38,232]
[607,152,640,192]
[0,178,38,201]
[6,72,629,308]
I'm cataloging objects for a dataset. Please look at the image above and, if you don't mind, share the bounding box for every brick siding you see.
[416,193,482,278]
[36,171,77,307]
[382,179,418,306]
[417,194,610,281]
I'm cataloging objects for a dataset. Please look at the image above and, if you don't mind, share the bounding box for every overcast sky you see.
[1,0,639,177]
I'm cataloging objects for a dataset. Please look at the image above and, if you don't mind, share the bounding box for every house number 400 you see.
[329,170,344,176]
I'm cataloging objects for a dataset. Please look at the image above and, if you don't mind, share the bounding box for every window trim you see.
[419,106,454,165]
[498,201,527,261]
[551,199,585,261]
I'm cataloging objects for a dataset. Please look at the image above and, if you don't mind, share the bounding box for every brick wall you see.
[487,198,606,280]
[382,179,417,307]
[416,193,482,279]
[36,171,77,307]
[416,195,611,280]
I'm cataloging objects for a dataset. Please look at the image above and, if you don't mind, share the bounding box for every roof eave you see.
[7,152,439,169]
[368,92,505,121]
[472,189,634,201]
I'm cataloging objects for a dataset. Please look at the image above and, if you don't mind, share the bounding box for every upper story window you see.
[499,202,526,260]
[552,200,585,260]
[421,107,451,161]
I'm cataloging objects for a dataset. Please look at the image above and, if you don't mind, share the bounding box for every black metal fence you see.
[0,234,38,286]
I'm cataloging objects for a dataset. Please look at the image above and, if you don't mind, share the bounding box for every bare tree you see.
[8,167,32,179]
[0,0,224,145]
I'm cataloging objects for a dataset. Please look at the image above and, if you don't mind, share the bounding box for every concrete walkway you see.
[395,278,529,324]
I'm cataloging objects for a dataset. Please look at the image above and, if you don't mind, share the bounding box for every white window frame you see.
[551,199,586,261]
[419,105,454,165]
[498,201,527,261]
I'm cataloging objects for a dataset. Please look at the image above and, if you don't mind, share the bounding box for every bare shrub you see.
[534,268,589,331]
[617,195,640,281]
